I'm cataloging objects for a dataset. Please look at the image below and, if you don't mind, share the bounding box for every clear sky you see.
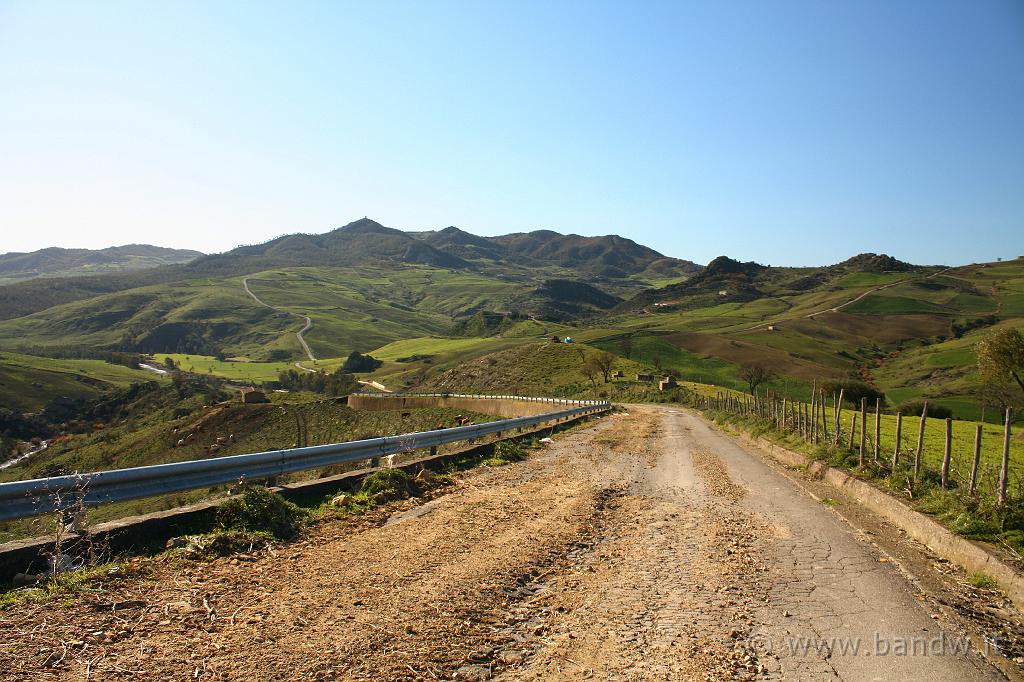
[1,1,1022,266]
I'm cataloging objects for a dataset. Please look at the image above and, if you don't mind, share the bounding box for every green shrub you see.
[493,440,528,463]
[216,486,306,539]
[822,380,885,407]
[896,400,953,419]
[951,512,997,538]
[999,529,1024,552]
[967,572,998,589]
[358,468,419,501]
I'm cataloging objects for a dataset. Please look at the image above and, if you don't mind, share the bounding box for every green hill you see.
[0,219,693,323]
[0,244,202,285]
[0,221,1021,426]
[0,351,165,412]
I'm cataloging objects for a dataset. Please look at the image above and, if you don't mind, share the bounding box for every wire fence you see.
[697,388,1020,509]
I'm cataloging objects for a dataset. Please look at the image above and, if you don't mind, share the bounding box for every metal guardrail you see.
[351,392,606,405]
[0,397,611,522]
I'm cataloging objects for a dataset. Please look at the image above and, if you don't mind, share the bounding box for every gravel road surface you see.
[0,406,1013,680]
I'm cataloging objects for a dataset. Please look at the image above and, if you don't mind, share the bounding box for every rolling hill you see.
[0,218,1021,424]
[0,244,202,285]
[584,256,1024,420]
[0,219,694,323]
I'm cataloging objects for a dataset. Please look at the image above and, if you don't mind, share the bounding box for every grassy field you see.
[843,295,950,315]
[368,337,514,362]
[0,352,165,412]
[830,405,1024,482]
[591,335,748,390]
[151,353,349,383]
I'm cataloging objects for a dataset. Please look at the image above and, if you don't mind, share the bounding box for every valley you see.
[1,219,1023,583]
[2,220,1022,425]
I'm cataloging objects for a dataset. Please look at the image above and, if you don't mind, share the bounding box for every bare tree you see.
[975,379,1019,422]
[594,351,615,383]
[619,337,634,359]
[582,356,601,388]
[739,363,774,394]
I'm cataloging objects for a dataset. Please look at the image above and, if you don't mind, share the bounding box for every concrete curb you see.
[720,421,1024,611]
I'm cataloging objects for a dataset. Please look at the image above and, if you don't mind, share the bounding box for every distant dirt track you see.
[242,277,316,361]
[745,267,955,332]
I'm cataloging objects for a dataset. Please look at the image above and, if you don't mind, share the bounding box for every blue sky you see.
[1,0,1021,266]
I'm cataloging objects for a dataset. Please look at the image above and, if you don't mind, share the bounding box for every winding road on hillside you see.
[2,405,1014,681]
[745,267,955,332]
[242,277,316,361]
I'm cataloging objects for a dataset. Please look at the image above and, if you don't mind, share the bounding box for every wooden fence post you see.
[859,398,867,466]
[892,412,902,469]
[811,391,818,443]
[873,397,881,464]
[821,390,829,443]
[999,408,1013,507]
[812,391,818,442]
[940,418,952,488]
[914,401,928,479]
[969,424,982,496]
[849,412,857,451]
[833,388,844,448]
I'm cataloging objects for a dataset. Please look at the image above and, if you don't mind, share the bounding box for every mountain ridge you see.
[0,244,203,284]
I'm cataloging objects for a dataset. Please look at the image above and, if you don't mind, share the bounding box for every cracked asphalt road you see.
[0,405,1010,680]
[667,409,1002,681]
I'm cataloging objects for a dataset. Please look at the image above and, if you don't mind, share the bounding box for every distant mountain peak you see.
[703,255,766,277]
[334,217,394,235]
[836,253,916,273]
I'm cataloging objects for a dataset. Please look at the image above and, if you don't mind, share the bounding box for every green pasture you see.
[0,352,164,412]
[152,353,347,383]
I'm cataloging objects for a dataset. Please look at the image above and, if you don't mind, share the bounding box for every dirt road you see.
[242,276,316,361]
[0,407,1013,680]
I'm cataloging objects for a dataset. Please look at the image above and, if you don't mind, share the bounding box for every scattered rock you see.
[330,494,349,507]
[11,572,37,588]
[454,664,490,681]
